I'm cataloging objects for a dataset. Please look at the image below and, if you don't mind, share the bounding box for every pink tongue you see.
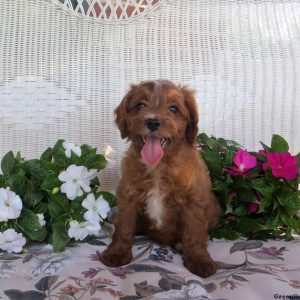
[141,136,164,166]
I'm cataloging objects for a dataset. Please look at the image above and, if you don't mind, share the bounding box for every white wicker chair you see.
[1,1,300,299]
[1,0,299,191]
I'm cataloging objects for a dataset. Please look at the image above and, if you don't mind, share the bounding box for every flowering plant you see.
[0,140,115,253]
[198,133,300,241]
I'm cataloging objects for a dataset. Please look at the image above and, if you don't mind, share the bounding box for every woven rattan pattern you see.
[0,0,299,190]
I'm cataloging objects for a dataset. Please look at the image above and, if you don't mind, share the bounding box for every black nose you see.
[145,118,160,132]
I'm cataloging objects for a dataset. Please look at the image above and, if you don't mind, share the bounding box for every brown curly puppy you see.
[101,80,220,278]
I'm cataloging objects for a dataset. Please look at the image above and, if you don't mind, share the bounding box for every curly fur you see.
[101,80,220,278]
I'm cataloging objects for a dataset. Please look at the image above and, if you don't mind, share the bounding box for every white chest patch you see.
[146,187,164,229]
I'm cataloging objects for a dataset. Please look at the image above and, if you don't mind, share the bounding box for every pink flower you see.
[227,149,257,176]
[262,152,299,180]
[248,202,259,214]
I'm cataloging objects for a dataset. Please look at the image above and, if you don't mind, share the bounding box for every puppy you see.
[101,80,220,278]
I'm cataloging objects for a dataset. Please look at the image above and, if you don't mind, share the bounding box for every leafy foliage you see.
[197,133,300,241]
[0,140,115,252]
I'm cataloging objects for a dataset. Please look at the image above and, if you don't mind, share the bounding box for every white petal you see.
[68,165,85,178]
[84,221,101,235]
[0,188,7,201]
[82,193,96,210]
[62,142,73,150]
[58,170,70,182]
[61,182,77,200]
[87,169,97,180]
[84,210,100,222]
[103,144,114,160]
[64,149,71,158]
[79,180,91,193]
[72,146,82,157]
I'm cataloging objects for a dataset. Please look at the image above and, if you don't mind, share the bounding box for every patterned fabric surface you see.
[0,223,299,300]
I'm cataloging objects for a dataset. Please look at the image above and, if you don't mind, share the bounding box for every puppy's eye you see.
[136,103,146,110]
[169,105,178,114]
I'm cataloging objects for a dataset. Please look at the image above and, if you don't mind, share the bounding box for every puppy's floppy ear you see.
[179,85,199,144]
[114,85,136,139]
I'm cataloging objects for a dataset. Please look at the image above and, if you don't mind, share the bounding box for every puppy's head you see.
[115,80,199,166]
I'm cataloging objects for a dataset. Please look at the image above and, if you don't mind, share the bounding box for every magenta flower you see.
[248,202,259,214]
[227,149,257,176]
[263,152,299,180]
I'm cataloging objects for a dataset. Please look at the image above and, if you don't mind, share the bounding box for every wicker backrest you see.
[0,0,299,190]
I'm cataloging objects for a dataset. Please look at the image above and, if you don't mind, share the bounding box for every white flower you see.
[58,165,97,200]
[67,220,101,241]
[37,213,46,226]
[62,142,81,158]
[0,187,22,222]
[102,144,116,168]
[82,193,110,222]
[84,220,101,236]
[103,144,114,160]
[0,229,26,253]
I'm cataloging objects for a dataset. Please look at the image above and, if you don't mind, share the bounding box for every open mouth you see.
[140,135,170,166]
[140,136,169,148]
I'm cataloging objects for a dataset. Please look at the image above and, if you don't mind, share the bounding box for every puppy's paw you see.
[100,247,133,267]
[183,256,217,278]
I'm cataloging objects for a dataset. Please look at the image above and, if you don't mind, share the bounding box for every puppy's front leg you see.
[101,201,137,267]
[181,202,217,278]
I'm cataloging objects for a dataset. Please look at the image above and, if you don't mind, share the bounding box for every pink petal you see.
[243,155,257,170]
[266,153,281,166]
[233,149,243,166]
[262,162,269,171]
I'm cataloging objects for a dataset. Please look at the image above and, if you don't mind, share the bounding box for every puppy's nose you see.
[145,118,160,132]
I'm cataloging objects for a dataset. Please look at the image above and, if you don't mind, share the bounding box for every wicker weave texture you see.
[0,0,299,190]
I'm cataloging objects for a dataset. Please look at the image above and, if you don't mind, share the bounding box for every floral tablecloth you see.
[1,223,299,300]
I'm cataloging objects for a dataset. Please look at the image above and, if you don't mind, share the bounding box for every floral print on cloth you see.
[0,223,299,300]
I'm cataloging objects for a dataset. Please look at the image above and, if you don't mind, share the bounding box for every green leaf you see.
[35,202,48,214]
[264,210,281,229]
[52,215,70,252]
[212,227,240,240]
[234,205,248,216]
[70,198,85,221]
[24,190,44,208]
[18,208,47,241]
[236,190,256,203]
[48,194,70,219]
[6,174,27,195]
[40,160,59,175]
[100,191,117,207]
[271,134,289,153]
[225,149,236,165]
[259,197,272,210]
[40,147,53,161]
[277,191,300,214]
[41,175,61,191]
[259,141,271,152]
[93,154,107,170]
[25,160,50,182]
[251,178,276,198]
[201,149,223,176]
[197,133,220,151]
[237,217,266,234]
[0,175,5,187]
[90,176,100,187]
[1,151,16,175]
